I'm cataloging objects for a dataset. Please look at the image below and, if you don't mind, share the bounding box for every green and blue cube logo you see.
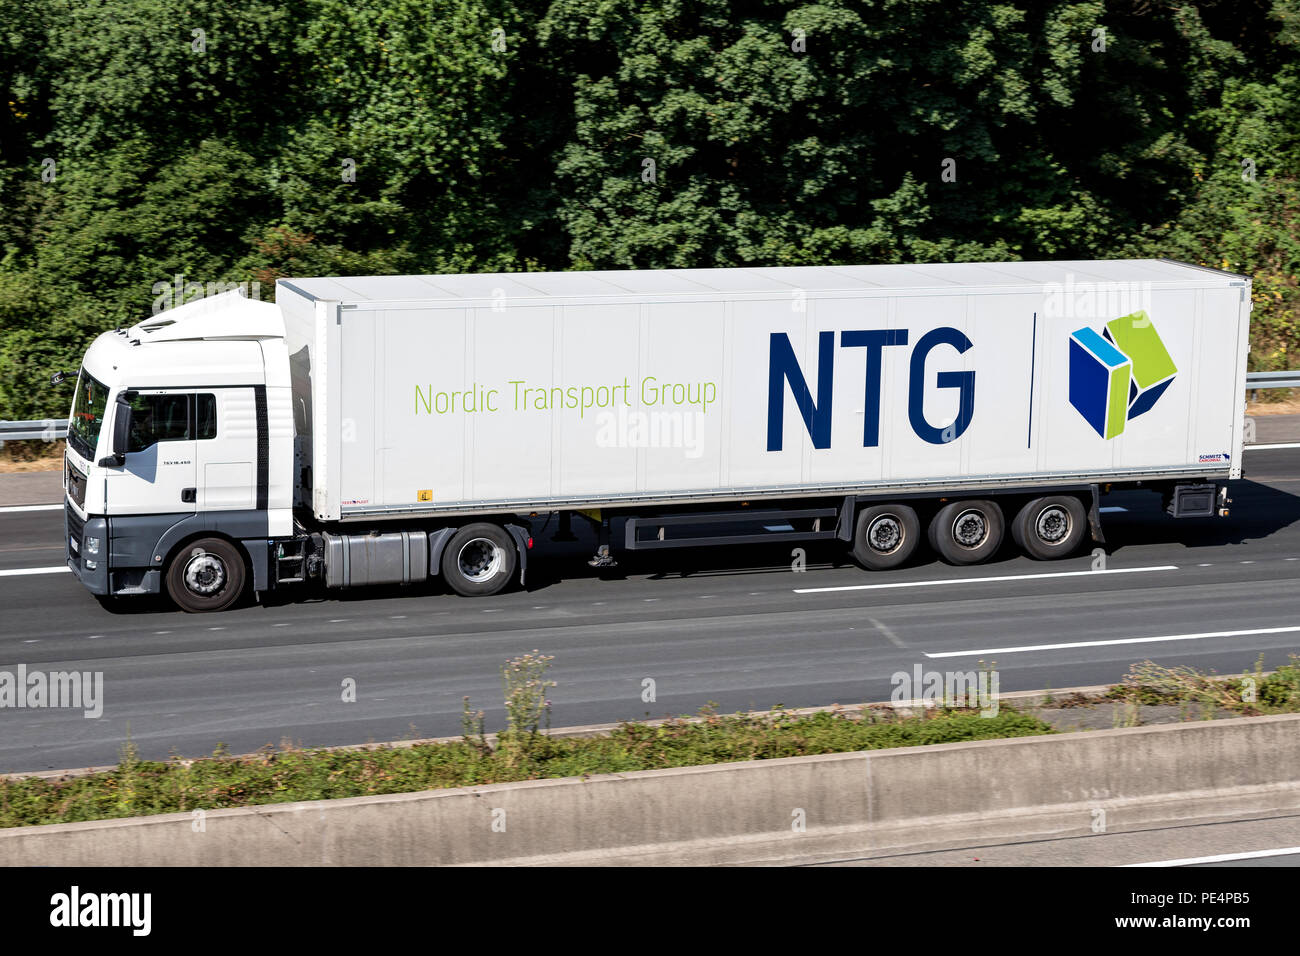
[1069,311,1177,439]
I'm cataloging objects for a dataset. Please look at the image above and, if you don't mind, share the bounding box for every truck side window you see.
[127,393,191,452]
[196,393,217,439]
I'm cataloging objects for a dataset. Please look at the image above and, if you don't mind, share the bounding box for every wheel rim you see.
[951,509,989,549]
[866,514,904,555]
[1035,506,1071,544]
[183,550,227,596]
[457,538,504,583]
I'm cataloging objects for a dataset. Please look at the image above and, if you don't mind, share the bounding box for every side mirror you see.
[98,399,132,467]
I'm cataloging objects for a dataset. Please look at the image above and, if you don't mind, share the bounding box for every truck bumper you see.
[65,505,170,597]
[65,505,110,595]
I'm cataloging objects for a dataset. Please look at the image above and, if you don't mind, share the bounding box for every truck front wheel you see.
[166,537,246,612]
[442,523,518,596]
[852,504,921,570]
[1011,495,1087,560]
[928,500,1004,565]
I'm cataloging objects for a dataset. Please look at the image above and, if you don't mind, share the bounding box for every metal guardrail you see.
[1247,370,1300,390]
[0,371,1296,444]
[0,419,66,442]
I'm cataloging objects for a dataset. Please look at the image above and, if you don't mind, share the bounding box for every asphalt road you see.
[805,812,1300,867]
[0,447,1297,773]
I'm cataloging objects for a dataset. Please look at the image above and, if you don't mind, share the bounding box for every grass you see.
[0,440,63,473]
[0,705,1053,830]
[1246,388,1300,415]
[1104,655,1300,716]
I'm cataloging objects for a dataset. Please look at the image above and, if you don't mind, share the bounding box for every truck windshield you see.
[67,369,109,460]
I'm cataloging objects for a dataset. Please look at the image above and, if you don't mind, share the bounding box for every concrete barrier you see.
[3,714,1298,866]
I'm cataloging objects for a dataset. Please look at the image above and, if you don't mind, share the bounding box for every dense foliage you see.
[2,0,1297,419]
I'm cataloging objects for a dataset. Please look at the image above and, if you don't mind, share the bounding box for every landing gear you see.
[551,511,578,542]
[563,509,617,568]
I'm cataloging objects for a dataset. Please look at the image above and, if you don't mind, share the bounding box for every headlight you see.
[85,536,100,555]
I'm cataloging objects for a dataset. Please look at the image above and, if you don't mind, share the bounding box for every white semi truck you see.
[61,259,1250,611]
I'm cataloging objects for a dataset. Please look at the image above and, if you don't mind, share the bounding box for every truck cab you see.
[64,290,293,610]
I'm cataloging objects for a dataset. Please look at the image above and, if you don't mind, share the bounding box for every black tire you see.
[852,504,921,570]
[441,523,518,596]
[1011,495,1087,560]
[166,537,247,612]
[928,500,1004,565]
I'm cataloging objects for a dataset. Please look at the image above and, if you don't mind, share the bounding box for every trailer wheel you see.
[928,500,1004,565]
[852,504,921,570]
[442,523,517,596]
[166,537,246,612]
[1011,495,1087,560]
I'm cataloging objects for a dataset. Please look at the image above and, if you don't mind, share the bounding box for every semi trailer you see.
[61,259,1250,611]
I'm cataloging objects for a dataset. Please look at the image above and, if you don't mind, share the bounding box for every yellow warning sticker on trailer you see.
[417,489,433,502]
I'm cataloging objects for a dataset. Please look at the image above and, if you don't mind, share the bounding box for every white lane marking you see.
[0,504,63,513]
[794,565,1177,595]
[0,565,70,577]
[1124,846,1300,867]
[925,624,1300,659]
[1246,442,1300,450]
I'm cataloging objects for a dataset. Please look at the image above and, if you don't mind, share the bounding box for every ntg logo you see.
[1068,311,1177,440]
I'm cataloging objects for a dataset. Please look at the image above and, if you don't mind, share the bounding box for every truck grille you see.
[66,458,87,510]
[66,502,84,560]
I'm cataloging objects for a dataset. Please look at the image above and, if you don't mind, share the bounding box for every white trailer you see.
[61,259,1250,610]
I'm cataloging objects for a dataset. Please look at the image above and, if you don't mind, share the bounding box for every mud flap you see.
[505,524,531,587]
[1086,483,1106,545]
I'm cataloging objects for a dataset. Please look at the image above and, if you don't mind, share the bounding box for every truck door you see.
[105,390,198,517]
[194,387,259,513]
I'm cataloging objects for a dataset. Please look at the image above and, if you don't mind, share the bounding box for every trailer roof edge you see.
[1157,258,1250,282]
